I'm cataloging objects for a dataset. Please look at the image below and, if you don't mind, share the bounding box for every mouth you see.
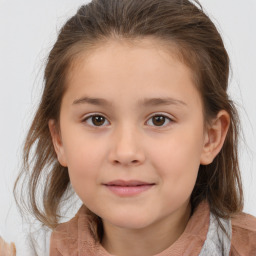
[103,180,155,197]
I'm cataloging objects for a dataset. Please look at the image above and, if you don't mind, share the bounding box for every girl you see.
[14,0,256,255]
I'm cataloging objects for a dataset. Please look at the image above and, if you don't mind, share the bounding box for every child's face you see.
[52,39,210,230]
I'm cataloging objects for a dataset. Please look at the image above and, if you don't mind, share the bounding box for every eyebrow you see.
[72,96,187,107]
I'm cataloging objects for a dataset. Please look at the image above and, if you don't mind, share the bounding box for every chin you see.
[103,213,154,230]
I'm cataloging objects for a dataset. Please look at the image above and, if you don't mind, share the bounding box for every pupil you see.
[91,116,165,126]
[92,116,105,126]
[153,116,165,126]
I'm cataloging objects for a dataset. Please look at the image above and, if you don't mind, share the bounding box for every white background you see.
[0,0,256,253]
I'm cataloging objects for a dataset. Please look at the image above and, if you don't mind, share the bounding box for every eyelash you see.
[82,113,174,128]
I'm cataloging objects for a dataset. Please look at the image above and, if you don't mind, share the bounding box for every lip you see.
[103,180,155,197]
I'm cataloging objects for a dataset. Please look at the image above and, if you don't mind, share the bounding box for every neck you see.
[101,202,191,256]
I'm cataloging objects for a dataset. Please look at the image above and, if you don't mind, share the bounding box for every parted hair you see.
[14,0,243,241]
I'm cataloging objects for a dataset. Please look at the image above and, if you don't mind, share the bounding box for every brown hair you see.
[14,0,243,241]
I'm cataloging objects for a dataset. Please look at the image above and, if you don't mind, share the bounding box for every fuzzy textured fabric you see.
[50,201,256,255]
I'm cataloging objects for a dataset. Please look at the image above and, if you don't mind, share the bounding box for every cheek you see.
[62,133,106,195]
[149,126,204,194]
[63,125,105,168]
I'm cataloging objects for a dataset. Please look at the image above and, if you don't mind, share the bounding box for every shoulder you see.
[230,211,256,255]
[50,208,82,256]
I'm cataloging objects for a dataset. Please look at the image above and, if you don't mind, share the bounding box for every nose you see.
[108,124,146,166]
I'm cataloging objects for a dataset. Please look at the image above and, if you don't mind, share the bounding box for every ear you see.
[200,110,230,165]
[48,119,67,167]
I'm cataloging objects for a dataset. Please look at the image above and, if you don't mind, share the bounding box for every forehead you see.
[67,37,196,81]
[63,38,203,111]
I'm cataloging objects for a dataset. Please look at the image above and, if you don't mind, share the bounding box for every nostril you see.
[113,159,139,164]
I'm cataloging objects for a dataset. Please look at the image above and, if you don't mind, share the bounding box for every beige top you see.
[50,201,256,255]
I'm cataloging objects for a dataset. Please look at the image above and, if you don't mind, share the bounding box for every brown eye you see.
[83,115,109,127]
[147,114,172,127]
[152,116,165,126]
[92,116,105,126]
